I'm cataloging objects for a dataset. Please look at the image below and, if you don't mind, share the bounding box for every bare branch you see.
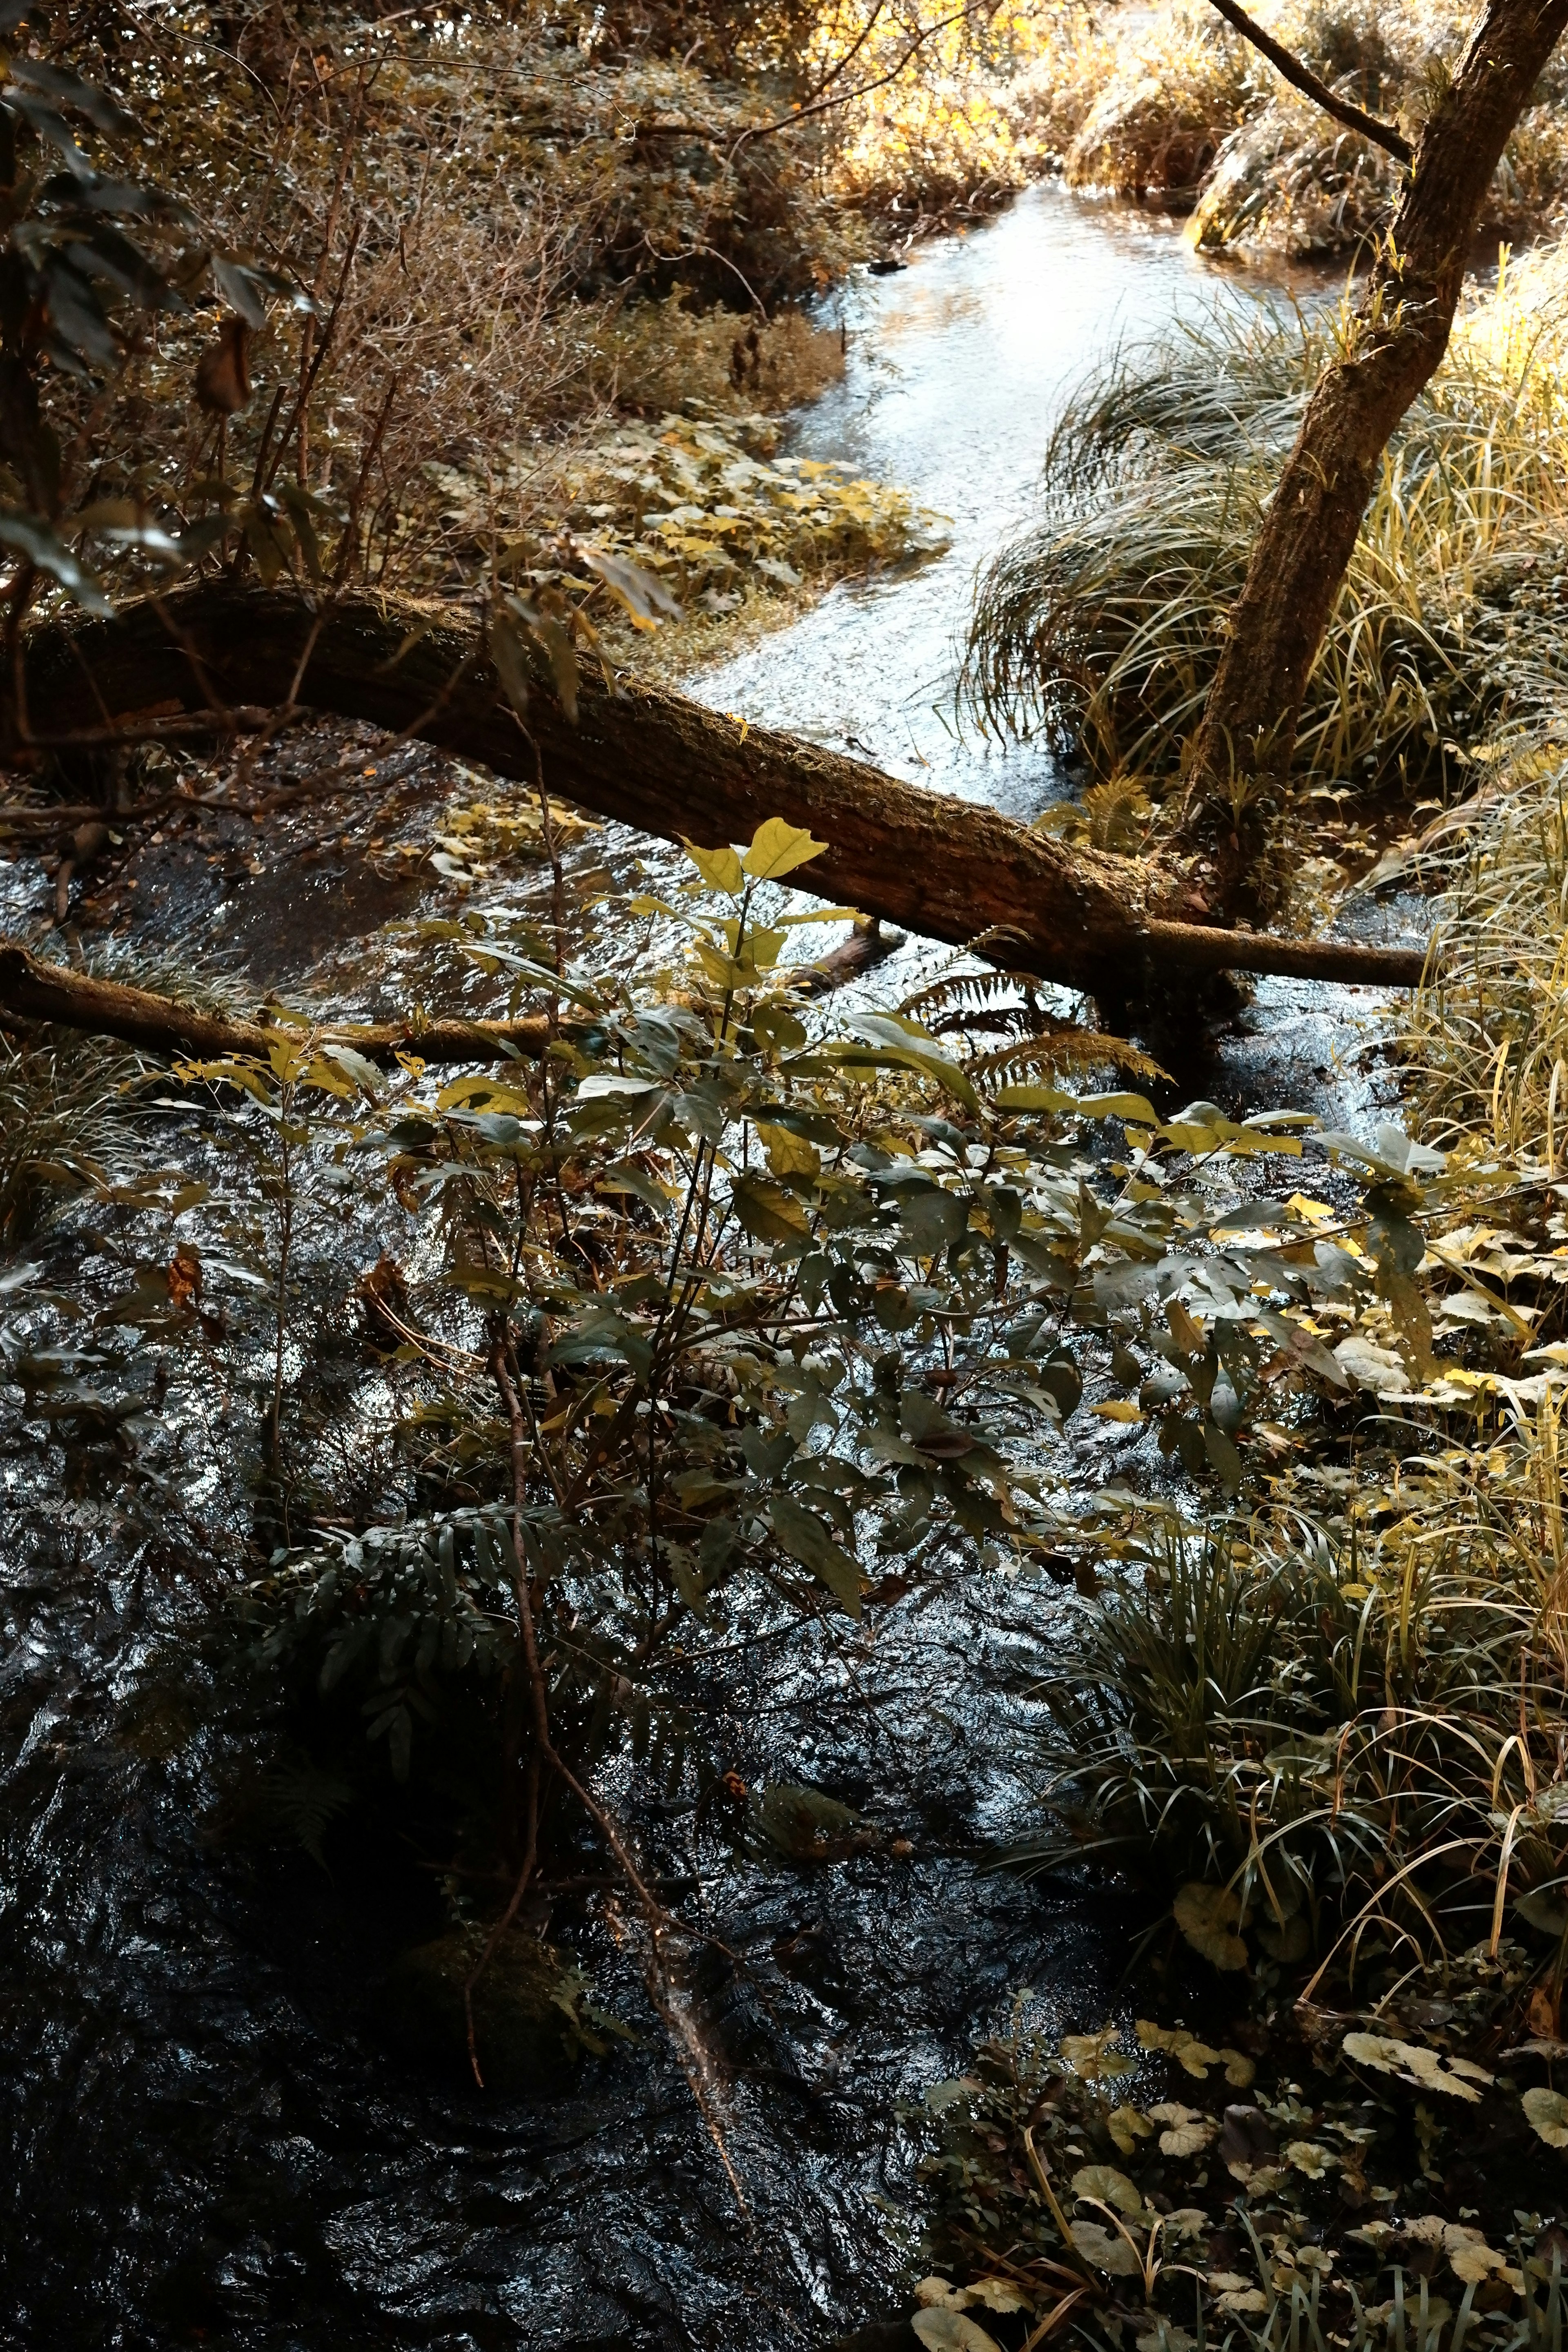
[1204,0,1413,163]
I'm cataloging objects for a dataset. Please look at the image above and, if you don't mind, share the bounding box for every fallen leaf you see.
[1285,2140,1334,2179]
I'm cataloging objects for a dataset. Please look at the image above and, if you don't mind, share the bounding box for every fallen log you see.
[16,584,1432,994]
[0,945,553,1066]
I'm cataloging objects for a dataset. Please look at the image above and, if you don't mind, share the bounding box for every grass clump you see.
[963,269,1568,872]
[1028,1453,1568,1980]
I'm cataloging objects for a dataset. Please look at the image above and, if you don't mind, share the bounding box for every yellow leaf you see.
[1342,2032,1491,2102]
[742,817,828,881]
[681,838,745,895]
[1091,1401,1143,1423]
[756,1123,821,1180]
[1060,2027,1134,2081]
[1107,2106,1154,2155]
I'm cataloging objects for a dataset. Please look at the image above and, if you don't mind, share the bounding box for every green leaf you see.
[767,1492,861,1615]
[681,838,745,895]
[731,1175,809,1242]
[741,817,828,880]
[1070,2164,1143,2216]
[1523,2087,1568,2147]
[577,543,682,625]
[1173,1880,1248,1971]
[829,1016,978,1111]
[994,1085,1159,1125]
[0,510,111,613]
[489,603,531,723]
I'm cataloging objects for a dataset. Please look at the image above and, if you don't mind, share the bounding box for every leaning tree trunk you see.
[13,584,1427,996]
[1187,0,1568,901]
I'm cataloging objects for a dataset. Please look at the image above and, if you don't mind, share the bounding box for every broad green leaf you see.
[682,839,745,895]
[1523,2086,1568,2147]
[731,1175,810,1242]
[1071,2164,1142,2216]
[0,510,111,614]
[1172,1880,1248,1971]
[912,2312,1003,2352]
[1341,2031,1491,2101]
[767,1492,861,1615]
[756,1123,820,1180]
[994,1084,1159,1125]
[576,543,682,626]
[742,817,828,880]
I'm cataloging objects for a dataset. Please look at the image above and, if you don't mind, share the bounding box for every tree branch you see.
[0,944,555,1066]
[1204,0,1413,163]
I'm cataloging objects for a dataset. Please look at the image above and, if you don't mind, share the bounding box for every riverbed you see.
[1,187,1409,2352]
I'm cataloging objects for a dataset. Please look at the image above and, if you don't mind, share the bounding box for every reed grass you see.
[1027,1423,1568,1979]
[964,276,1568,820]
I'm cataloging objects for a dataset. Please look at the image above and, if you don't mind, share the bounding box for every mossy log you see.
[16,584,1429,997]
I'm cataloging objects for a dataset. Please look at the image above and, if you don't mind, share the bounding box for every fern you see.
[265,1759,355,1869]
[1031,773,1153,856]
[902,967,1035,1022]
[972,1022,1165,1084]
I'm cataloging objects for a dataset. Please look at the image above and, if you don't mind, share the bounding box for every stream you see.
[2,187,1409,2352]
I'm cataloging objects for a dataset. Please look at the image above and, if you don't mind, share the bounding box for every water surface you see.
[700,187,1227,815]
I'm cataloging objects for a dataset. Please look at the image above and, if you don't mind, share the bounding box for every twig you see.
[488,1338,750,2215]
[463,1755,540,2089]
[1202,0,1413,162]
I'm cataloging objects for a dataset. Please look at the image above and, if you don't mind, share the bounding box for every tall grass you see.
[1027,1437,1568,1977]
[964,281,1568,814]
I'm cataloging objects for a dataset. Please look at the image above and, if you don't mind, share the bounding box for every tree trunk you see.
[14,585,1428,997]
[1187,0,1568,894]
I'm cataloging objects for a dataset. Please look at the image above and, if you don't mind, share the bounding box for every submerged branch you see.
[0,945,555,1065]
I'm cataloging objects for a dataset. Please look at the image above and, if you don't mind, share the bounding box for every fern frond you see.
[973,1023,1165,1083]
[265,1760,355,1868]
[901,967,1026,1020]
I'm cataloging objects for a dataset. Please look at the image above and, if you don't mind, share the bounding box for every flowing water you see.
[2,189,1410,2352]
